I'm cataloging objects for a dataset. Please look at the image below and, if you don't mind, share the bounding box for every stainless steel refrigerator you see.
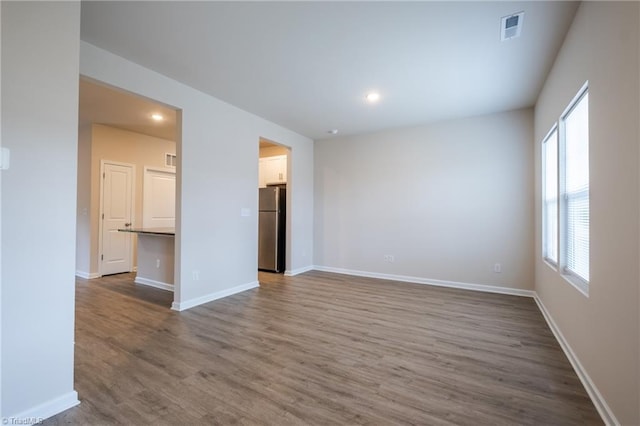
[258,185,286,272]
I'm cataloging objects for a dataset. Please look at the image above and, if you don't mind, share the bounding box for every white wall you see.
[79,42,314,308]
[534,2,639,424]
[0,2,4,413]
[1,1,80,419]
[315,109,534,291]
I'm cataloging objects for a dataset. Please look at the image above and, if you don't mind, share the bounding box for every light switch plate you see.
[0,147,9,170]
[241,208,250,217]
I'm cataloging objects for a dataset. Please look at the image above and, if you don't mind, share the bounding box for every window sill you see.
[543,258,558,272]
[561,273,589,297]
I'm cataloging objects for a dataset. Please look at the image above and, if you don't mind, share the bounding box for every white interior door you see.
[143,168,176,228]
[101,162,134,275]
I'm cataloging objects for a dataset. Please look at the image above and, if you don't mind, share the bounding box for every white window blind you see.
[562,90,589,283]
[542,128,558,264]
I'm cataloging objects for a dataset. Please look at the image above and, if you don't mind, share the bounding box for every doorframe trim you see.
[98,159,136,277]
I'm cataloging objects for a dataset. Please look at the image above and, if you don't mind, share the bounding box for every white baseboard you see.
[75,270,100,279]
[134,276,174,292]
[534,296,617,426]
[171,281,259,311]
[312,265,536,298]
[284,265,314,276]
[6,391,80,424]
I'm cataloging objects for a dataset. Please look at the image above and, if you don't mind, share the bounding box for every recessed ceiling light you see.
[328,129,339,135]
[365,92,380,103]
[151,113,164,122]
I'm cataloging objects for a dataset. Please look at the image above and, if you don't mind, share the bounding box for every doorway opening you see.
[258,138,291,274]
[77,76,181,306]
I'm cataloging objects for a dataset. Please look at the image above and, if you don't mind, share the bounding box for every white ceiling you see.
[80,1,579,140]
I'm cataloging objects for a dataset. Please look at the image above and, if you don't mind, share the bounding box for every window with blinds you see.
[560,85,589,289]
[542,82,589,295]
[542,128,558,264]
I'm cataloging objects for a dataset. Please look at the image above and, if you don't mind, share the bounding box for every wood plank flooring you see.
[44,271,602,425]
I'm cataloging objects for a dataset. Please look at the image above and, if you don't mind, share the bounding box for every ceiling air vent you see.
[501,11,524,41]
[165,153,177,168]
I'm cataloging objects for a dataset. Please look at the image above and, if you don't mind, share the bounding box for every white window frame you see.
[541,125,559,267]
[558,81,589,296]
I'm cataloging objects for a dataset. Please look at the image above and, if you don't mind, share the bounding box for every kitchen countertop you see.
[118,227,175,236]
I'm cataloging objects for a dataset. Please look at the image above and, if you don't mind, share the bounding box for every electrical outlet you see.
[494,263,502,273]
[193,270,200,281]
[156,259,160,268]
[384,255,395,263]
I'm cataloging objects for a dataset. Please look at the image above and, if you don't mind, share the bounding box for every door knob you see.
[124,223,131,227]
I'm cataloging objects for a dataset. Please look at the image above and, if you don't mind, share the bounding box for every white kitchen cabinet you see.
[259,155,287,188]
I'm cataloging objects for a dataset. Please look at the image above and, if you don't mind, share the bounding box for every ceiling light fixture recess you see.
[151,113,164,122]
[365,92,380,103]
[328,129,339,135]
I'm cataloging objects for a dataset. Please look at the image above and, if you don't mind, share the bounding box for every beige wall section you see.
[260,145,288,158]
[84,124,176,275]
[315,109,534,290]
[76,124,92,276]
[534,2,639,424]
[136,234,174,285]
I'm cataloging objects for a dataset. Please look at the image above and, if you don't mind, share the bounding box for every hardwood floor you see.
[44,271,602,425]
